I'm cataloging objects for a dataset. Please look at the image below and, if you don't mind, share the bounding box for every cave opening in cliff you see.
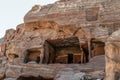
[115,72,120,80]
[8,54,19,62]
[91,39,105,58]
[43,37,85,64]
[80,38,105,63]
[17,76,53,80]
[68,53,73,63]
[24,48,41,64]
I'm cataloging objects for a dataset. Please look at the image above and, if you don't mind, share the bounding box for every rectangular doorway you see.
[68,54,73,63]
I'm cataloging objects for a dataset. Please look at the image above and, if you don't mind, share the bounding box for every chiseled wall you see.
[44,41,55,63]
[47,42,55,63]
[91,43,105,57]
[55,46,83,63]
[55,46,81,56]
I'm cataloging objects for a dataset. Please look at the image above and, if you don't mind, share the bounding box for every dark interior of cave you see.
[68,53,73,63]
[13,54,19,58]
[43,37,84,64]
[24,48,41,64]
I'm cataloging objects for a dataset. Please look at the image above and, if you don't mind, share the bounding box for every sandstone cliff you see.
[1,0,120,80]
[24,0,120,40]
[3,0,120,60]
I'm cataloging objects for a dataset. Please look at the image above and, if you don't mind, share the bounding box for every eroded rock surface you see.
[0,55,104,80]
[1,0,120,79]
[105,29,120,80]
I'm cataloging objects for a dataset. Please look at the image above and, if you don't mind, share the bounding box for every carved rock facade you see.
[1,0,120,79]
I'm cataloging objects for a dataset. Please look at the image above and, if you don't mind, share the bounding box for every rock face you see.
[105,29,120,80]
[4,0,120,64]
[24,0,120,39]
[0,38,4,57]
[2,55,105,80]
[1,0,120,79]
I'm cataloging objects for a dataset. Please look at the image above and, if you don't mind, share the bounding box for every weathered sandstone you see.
[1,0,120,79]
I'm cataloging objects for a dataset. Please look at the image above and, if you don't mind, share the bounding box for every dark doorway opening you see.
[24,48,41,64]
[43,37,84,64]
[68,53,73,63]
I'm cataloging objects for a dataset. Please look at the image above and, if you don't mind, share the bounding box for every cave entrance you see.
[76,38,105,63]
[91,39,105,58]
[17,76,53,80]
[68,53,73,63]
[24,48,41,64]
[43,37,85,64]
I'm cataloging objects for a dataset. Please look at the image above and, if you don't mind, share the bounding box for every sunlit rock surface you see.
[1,0,120,79]
[105,29,120,80]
